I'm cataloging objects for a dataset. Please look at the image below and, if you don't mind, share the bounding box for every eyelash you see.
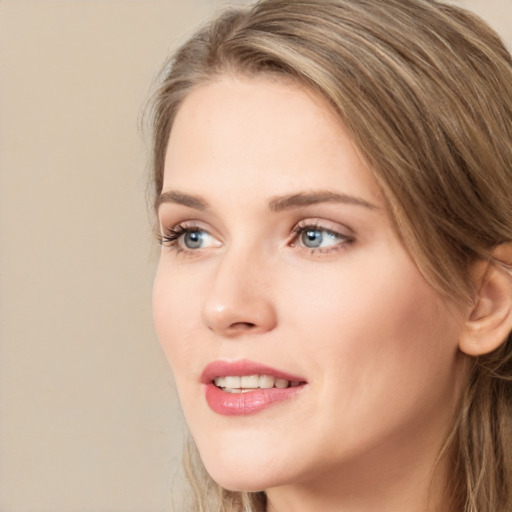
[290,221,354,254]
[158,221,354,255]
[159,224,195,254]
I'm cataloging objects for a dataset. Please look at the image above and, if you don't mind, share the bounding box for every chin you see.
[209,473,267,493]
[201,457,267,492]
[197,441,291,493]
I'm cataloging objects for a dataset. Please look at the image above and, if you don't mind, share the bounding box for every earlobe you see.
[459,245,512,356]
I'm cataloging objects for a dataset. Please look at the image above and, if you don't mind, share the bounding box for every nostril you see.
[230,322,256,330]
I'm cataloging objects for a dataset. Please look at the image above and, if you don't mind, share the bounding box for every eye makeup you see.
[158,216,355,259]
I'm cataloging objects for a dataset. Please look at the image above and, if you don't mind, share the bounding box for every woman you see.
[148,0,512,510]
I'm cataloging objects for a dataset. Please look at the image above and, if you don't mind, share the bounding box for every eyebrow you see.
[268,191,378,212]
[156,189,378,212]
[155,190,209,211]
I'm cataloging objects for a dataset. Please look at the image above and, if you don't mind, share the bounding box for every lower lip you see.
[204,383,304,416]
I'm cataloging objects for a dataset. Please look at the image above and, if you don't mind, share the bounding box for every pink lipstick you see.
[201,359,306,416]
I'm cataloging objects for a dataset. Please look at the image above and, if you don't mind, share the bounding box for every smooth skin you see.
[153,75,479,512]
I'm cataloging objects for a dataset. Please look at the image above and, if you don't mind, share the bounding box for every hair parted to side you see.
[148,1,512,510]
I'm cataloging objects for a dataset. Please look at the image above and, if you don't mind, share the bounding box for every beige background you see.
[0,1,511,511]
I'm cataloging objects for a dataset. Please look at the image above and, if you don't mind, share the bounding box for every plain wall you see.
[0,1,511,511]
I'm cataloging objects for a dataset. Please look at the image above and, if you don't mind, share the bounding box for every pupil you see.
[302,229,322,248]
[184,230,203,249]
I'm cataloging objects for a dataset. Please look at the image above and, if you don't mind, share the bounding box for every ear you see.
[459,244,512,356]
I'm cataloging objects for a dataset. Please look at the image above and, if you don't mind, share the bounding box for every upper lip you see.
[200,359,306,384]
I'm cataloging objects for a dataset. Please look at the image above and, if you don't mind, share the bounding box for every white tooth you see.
[225,376,241,388]
[241,375,259,388]
[225,388,242,393]
[275,378,290,389]
[259,375,275,389]
[214,377,226,388]
[290,381,300,387]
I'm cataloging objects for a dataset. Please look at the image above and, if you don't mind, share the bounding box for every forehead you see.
[163,75,381,204]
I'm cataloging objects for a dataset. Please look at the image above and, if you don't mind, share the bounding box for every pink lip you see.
[201,359,307,416]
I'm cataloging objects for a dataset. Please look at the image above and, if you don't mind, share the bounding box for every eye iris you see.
[302,229,323,248]
[184,230,203,249]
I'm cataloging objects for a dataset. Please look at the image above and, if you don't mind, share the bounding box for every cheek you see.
[152,262,200,378]
[270,250,465,469]
[281,248,463,405]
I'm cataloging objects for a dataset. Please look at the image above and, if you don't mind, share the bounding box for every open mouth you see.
[214,374,303,393]
[202,360,307,415]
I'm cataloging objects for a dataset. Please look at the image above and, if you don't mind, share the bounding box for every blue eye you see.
[183,230,205,249]
[160,224,220,252]
[301,229,324,248]
[293,223,353,252]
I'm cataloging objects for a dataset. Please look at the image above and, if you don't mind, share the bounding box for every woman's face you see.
[153,76,468,495]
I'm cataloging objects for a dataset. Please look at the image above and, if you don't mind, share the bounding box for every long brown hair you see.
[148,1,512,510]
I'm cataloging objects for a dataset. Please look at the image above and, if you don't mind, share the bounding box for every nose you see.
[201,249,278,338]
